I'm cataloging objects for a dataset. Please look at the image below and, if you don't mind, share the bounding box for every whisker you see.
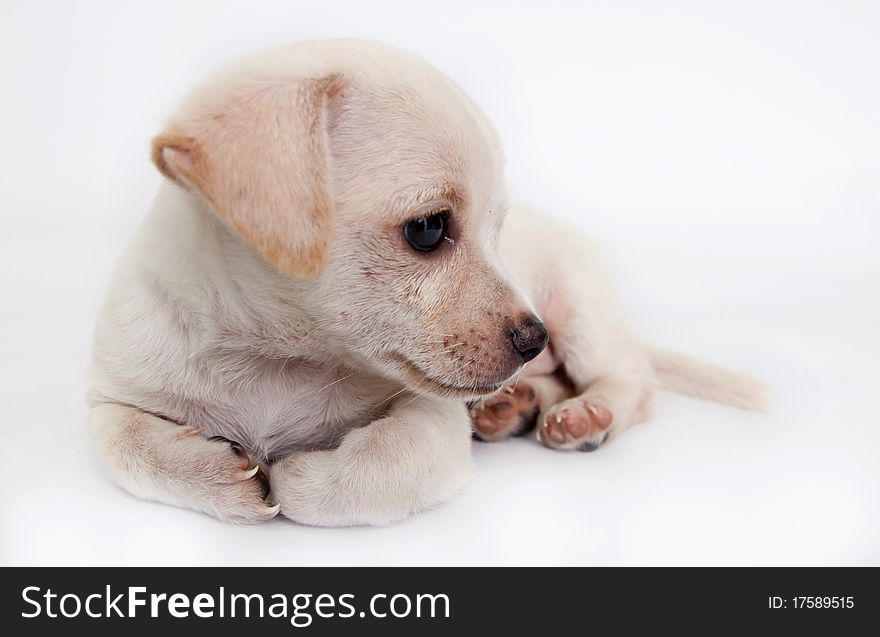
[512,369,522,392]
[314,371,359,394]
[400,393,422,409]
[369,386,409,413]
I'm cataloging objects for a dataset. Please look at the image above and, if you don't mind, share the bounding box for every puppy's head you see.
[153,40,547,399]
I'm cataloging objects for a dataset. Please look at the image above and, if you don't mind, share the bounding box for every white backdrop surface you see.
[1,1,878,565]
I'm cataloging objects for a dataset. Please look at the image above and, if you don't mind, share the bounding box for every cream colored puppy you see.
[89,40,764,526]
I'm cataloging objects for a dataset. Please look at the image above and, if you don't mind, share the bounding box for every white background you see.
[1,1,878,565]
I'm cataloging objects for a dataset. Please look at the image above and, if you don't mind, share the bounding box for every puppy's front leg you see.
[270,394,474,526]
[89,403,278,524]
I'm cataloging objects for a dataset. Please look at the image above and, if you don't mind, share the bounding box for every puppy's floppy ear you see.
[152,74,343,277]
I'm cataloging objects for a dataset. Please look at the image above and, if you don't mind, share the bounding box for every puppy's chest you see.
[175,356,396,461]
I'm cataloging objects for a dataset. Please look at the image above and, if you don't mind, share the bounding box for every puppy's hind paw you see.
[538,399,613,452]
[470,381,539,442]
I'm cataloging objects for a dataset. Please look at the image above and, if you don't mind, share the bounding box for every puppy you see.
[89,39,765,526]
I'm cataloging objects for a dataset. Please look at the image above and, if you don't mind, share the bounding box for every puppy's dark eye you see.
[403,210,450,252]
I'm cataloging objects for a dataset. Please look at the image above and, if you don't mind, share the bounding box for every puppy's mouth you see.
[387,354,517,399]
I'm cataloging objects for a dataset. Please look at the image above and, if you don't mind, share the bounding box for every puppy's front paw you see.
[538,399,612,452]
[176,434,279,524]
[470,382,539,442]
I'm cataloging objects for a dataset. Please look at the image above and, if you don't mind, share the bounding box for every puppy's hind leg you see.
[89,403,278,524]
[536,362,655,452]
[535,291,655,452]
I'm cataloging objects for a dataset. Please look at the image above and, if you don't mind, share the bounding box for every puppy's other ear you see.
[152,75,343,277]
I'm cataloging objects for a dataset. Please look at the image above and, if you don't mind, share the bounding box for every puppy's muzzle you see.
[509,315,549,363]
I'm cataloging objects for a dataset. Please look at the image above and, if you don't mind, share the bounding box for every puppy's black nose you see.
[509,315,549,363]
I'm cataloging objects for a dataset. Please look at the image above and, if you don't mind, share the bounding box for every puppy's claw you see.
[266,503,281,516]
[235,465,260,481]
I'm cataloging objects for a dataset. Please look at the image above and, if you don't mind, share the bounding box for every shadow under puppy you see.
[89,39,765,526]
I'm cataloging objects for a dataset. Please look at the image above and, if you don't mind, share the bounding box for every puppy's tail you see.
[647,347,768,411]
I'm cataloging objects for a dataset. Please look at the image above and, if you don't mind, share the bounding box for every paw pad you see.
[470,381,539,442]
[539,399,612,451]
